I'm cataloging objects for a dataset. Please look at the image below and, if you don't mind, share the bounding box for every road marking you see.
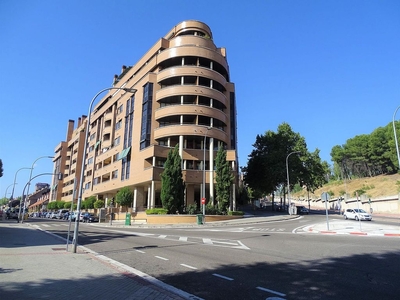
[257,286,286,297]
[158,235,167,238]
[180,264,197,270]
[135,250,145,254]
[179,236,188,241]
[155,256,169,261]
[213,273,234,281]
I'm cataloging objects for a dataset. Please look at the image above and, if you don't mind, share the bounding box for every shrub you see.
[228,211,244,216]
[146,208,168,215]
[186,204,198,215]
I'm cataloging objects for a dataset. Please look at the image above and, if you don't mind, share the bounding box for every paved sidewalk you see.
[0,219,201,300]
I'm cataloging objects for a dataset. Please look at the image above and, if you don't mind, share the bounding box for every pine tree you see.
[215,147,234,214]
[160,145,184,214]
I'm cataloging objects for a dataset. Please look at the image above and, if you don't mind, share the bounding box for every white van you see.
[55,209,69,219]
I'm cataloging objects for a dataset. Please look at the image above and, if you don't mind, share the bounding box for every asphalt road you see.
[26,215,400,300]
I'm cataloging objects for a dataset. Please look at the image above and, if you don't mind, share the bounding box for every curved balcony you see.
[174,20,212,38]
[169,35,216,50]
[157,46,228,71]
[155,105,227,124]
[154,125,228,143]
[156,85,227,107]
[157,66,227,87]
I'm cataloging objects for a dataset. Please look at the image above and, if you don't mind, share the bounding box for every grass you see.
[293,173,400,199]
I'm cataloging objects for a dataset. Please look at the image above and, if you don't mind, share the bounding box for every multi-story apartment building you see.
[50,20,238,211]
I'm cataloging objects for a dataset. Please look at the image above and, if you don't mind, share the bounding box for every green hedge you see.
[146,208,168,215]
[228,211,244,216]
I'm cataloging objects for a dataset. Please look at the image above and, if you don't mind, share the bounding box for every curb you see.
[306,226,400,237]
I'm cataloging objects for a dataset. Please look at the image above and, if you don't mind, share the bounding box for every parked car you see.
[82,213,99,223]
[296,206,309,215]
[54,209,69,219]
[69,212,85,222]
[344,208,372,221]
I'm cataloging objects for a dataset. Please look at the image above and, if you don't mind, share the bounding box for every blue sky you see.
[1,0,399,199]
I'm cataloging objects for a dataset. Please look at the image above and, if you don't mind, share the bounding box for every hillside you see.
[293,173,400,200]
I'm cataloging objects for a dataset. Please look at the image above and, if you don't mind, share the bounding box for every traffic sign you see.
[201,197,206,204]
[321,192,330,201]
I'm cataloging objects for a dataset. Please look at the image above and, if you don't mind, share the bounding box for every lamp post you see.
[24,156,54,215]
[202,127,211,219]
[4,183,15,200]
[392,106,400,170]
[11,167,32,200]
[19,172,61,222]
[286,151,300,215]
[73,86,137,253]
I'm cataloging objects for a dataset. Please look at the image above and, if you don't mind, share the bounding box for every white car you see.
[344,208,372,221]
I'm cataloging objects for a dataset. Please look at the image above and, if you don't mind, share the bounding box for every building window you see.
[88,157,93,165]
[114,136,120,146]
[112,170,118,179]
[115,120,122,131]
[117,104,123,115]
[90,133,95,141]
[84,182,91,190]
[140,83,153,150]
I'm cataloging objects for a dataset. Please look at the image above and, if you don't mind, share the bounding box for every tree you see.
[244,123,310,206]
[160,144,184,214]
[115,187,133,209]
[94,199,105,209]
[82,196,96,209]
[300,149,328,205]
[0,159,3,177]
[215,147,234,213]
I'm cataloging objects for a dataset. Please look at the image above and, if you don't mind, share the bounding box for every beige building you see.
[50,20,238,211]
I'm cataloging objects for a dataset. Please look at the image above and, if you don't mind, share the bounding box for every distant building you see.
[50,20,238,211]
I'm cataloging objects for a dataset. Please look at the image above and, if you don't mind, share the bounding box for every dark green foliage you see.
[228,211,244,216]
[115,187,133,208]
[186,204,198,215]
[244,123,327,202]
[160,145,184,214]
[331,121,398,178]
[215,147,234,213]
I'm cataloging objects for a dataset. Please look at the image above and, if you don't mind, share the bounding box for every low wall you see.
[110,211,243,224]
[293,194,400,214]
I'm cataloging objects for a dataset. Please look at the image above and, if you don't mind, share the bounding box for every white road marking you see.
[179,236,188,241]
[155,256,169,261]
[180,264,197,270]
[212,273,234,281]
[135,250,145,254]
[257,286,286,297]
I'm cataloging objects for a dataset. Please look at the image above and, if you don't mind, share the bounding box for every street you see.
[25,214,400,300]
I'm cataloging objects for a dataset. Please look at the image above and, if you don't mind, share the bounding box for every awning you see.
[52,184,58,191]
[117,147,131,160]
[95,140,101,149]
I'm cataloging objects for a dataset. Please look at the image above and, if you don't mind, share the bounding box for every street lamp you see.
[73,86,137,253]
[202,126,211,219]
[10,167,32,200]
[19,172,62,222]
[4,183,15,200]
[392,106,400,170]
[24,156,54,214]
[286,151,300,215]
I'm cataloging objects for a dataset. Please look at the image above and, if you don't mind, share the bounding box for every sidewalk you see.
[0,218,201,300]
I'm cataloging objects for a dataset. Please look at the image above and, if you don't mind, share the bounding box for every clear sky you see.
[1,0,399,199]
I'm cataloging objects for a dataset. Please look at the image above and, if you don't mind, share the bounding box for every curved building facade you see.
[51,20,238,211]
